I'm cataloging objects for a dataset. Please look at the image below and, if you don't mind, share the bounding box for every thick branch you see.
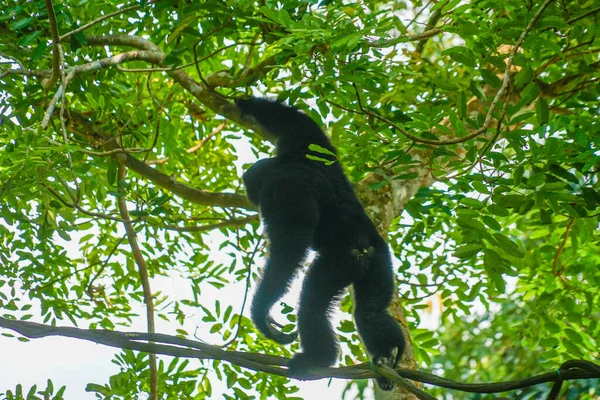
[68,113,255,211]
[119,152,255,210]
[1,317,599,397]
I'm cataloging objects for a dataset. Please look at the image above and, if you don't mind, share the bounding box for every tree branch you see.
[116,164,158,400]
[41,0,61,90]
[1,317,599,397]
[68,113,255,211]
[59,4,142,41]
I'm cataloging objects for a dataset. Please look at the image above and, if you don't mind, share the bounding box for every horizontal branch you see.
[1,317,599,397]
[121,153,254,210]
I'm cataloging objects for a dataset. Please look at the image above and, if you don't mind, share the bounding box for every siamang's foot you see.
[373,347,401,391]
[287,353,330,380]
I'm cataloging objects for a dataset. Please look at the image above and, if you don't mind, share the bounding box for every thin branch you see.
[186,121,227,153]
[116,164,158,400]
[68,112,255,211]
[552,217,575,275]
[565,5,600,25]
[244,33,261,70]
[87,235,127,288]
[44,181,123,222]
[59,4,141,41]
[442,90,511,180]
[406,1,434,30]
[41,73,68,129]
[219,238,263,349]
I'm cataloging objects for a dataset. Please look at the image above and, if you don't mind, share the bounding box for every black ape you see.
[237,97,405,390]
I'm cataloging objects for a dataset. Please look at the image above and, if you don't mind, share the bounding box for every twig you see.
[186,121,227,153]
[87,235,127,288]
[60,4,141,41]
[564,5,600,25]
[219,238,263,348]
[552,217,575,275]
[44,181,123,222]
[442,89,510,180]
[406,1,434,30]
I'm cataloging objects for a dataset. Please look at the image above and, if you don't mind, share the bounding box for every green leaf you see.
[482,216,501,231]
[514,67,533,88]
[471,181,489,194]
[10,17,34,30]
[513,165,524,185]
[510,111,535,124]
[308,143,337,157]
[521,82,540,103]
[18,30,42,46]
[433,78,459,91]
[457,216,486,231]
[460,197,485,209]
[536,98,549,125]
[493,233,525,258]
[540,208,552,224]
[548,164,578,184]
[306,154,335,165]
[443,47,477,67]
[453,244,483,259]
[488,204,509,217]
[480,69,502,88]
[457,90,467,119]
[563,329,583,345]
[470,80,487,100]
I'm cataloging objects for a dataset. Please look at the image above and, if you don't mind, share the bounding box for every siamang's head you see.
[235,97,321,141]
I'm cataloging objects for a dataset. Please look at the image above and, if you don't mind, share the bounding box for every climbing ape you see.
[237,97,405,390]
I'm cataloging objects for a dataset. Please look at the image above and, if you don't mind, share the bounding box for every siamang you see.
[237,97,405,390]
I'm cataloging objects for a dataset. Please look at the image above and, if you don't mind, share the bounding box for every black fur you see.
[237,97,405,390]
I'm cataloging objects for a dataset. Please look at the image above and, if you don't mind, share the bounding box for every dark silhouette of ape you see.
[237,97,405,390]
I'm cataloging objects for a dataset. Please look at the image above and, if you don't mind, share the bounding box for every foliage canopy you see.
[0,0,599,398]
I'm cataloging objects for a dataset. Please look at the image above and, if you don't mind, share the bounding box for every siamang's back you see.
[237,97,383,250]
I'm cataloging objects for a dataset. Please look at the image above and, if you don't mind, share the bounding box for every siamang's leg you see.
[251,200,317,344]
[288,250,353,375]
[353,246,405,391]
